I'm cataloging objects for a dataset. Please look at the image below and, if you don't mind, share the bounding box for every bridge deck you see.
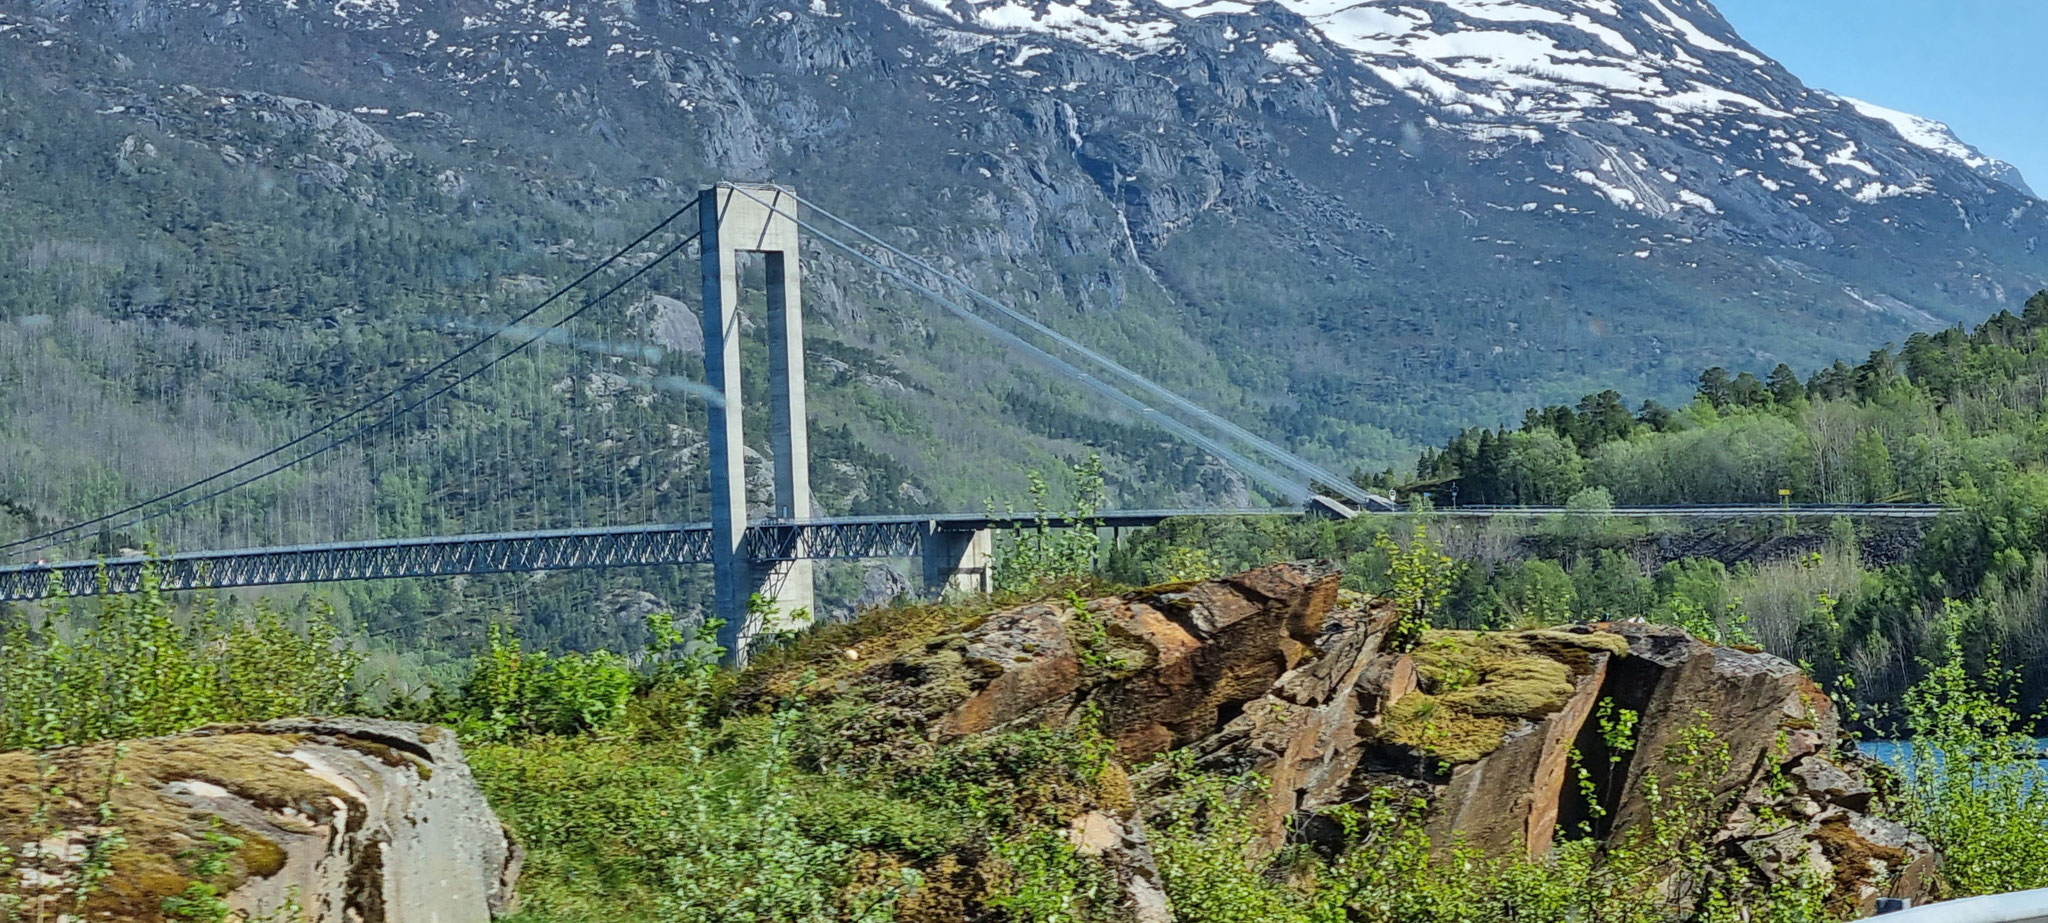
[0,509,1296,602]
[0,504,1942,602]
[1437,504,1943,519]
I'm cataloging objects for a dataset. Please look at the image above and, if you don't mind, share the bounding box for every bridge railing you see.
[0,510,1283,602]
[1439,504,1944,518]
[0,504,1950,603]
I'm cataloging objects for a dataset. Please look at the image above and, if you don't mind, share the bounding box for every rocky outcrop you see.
[1409,630,1630,857]
[0,718,517,922]
[1099,569,1929,913]
[1065,810,1173,923]
[1163,611,1933,914]
[1575,623,1842,839]
[750,562,1346,758]
[930,563,1339,759]
[1150,601,1399,849]
[746,562,1350,921]
[1153,619,1634,857]
[1524,622,1928,915]
[761,562,1932,916]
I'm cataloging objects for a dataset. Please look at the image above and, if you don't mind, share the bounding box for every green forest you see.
[1314,294,2048,721]
[1410,292,2048,508]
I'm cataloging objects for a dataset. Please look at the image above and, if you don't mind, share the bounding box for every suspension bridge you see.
[0,182,1946,655]
[0,183,1409,655]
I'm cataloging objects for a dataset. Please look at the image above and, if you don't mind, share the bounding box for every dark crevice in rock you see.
[1558,645,1661,841]
[345,838,388,923]
[199,718,439,765]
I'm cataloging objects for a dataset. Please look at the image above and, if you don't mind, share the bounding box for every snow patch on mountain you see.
[884,0,2036,221]
[1841,95,2032,195]
[1844,97,1990,168]
[1152,0,1798,130]
[902,0,1177,55]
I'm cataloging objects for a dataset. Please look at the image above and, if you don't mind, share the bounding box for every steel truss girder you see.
[2,504,1940,604]
[0,517,1029,602]
[0,525,723,602]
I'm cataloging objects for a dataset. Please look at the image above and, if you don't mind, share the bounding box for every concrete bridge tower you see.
[700,183,813,659]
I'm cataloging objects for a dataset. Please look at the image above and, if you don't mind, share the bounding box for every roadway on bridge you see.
[0,504,1943,603]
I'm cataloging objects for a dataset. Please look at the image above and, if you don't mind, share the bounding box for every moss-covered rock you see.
[0,718,516,922]
[1383,628,1628,765]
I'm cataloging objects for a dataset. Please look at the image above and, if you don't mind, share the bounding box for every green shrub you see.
[1373,522,1462,650]
[451,624,639,742]
[985,829,1119,923]
[991,454,1106,594]
[1153,756,1312,923]
[1894,600,2048,897]
[474,696,925,923]
[0,571,359,750]
[443,613,727,743]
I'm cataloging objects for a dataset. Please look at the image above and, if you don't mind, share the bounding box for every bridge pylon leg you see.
[701,183,813,662]
[923,527,994,597]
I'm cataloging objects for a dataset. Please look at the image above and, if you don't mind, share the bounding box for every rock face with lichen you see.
[1161,608,1934,917]
[759,562,1933,918]
[0,718,518,922]
[1585,623,1937,916]
[744,563,1345,762]
[742,563,1350,922]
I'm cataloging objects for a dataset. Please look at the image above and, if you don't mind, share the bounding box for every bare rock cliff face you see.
[0,718,518,922]
[772,563,1933,918]
[1162,607,1934,917]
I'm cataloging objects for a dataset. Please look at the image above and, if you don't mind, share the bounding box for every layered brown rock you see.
[1146,612,1932,912]
[764,563,1930,917]
[1579,623,1840,839]
[1065,810,1173,923]
[1140,602,1398,850]
[1533,623,1926,914]
[746,562,1354,922]
[783,562,1346,758]
[1152,624,1629,857]
[1422,635,1617,857]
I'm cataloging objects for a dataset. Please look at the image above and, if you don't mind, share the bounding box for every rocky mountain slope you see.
[4,0,2041,470]
[1,0,2043,636]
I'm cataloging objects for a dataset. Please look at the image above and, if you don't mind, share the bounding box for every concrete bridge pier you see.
[923,526,994,597]
[701,183,813,660]
[744,558,815,641]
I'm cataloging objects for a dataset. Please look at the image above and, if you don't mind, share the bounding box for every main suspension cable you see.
[787,192,1376,507]
[19,228,704,556]
[724,185,1306,502]
[3,199,702,556]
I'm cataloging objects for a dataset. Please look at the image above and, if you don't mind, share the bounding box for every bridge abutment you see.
[922,527,994,597]
[745,558,816,643]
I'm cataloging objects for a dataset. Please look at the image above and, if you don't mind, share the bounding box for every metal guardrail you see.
[0,503,1951,602]
[1441,504,1946,519]
[1871,888,2048,920]
[0,523,713,601]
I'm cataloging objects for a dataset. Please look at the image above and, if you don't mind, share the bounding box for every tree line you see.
[1411,293,2048,507]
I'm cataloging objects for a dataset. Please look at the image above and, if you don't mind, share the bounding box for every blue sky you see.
[1714,0,2048,189]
